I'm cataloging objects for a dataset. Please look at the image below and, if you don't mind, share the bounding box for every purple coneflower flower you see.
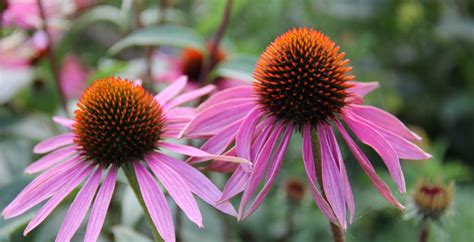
[180,28,431,228]
[2,76,247,242]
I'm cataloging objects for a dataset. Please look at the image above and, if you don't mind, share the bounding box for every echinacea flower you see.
[155,45,245,90]
[406,179,454,221]
[180,28,431,229]
[2,76,248,242]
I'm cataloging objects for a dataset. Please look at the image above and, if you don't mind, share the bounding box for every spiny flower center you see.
[254,28,355,127]
[72,77,164,166]
[180,45,226,81]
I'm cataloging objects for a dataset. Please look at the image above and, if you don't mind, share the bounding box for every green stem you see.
[311,129,345,242]
[123,164,163,242]
[419,222,429,242]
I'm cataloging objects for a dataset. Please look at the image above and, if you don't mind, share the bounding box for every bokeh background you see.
[1,0,473,241]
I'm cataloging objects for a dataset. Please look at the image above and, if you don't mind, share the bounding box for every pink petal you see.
[155,76,188,105]
[25,145,76,174]
[84,166,117,242]
[343,114,406,193]
[318,125,347,229]
[236,107,263,160]
[238,123,285,219]
[347,81,379,97]
[180,101,255,137]
[52,116,74,128]
[160,142,250,165]
[134,162,175,242]
[33,133,74,154]
[187,120,242,164]
[164,85,216,111]
[56,168,103,242]
[146,156,203,228]
[347,104,422,142]
[219,166,249,203]
[302,125,338,225]
[335,120,405,209]
[198,85,255,111]
[23,164,94,235]
[325,126,355,224]
[242,125,293,220]
[59,55,88,100]
[3,157,82,218]
[152,153,236,216]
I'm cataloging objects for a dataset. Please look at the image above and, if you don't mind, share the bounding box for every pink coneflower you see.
[180,28,431,228]
[2,76,248,242]
[155,45,246,90]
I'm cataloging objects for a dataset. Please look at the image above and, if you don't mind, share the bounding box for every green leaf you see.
[109,25,205,55]
[74,5,129,31]
[213,54,257,82]
[112,225,152,242]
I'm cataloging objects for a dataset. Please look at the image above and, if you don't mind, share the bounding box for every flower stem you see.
[123,164,163,242]
[36,0,69,115]
[198,0,233,85]
[311,129,345,242]
[419,223,429,242]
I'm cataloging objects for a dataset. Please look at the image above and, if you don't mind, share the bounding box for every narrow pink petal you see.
[187,120,241,164]
[23,164,94,235]
[164,85,215,111]
[198,85,255,111]
[347,104,422,141]
[179,101,255,137]
[3,157,82,218]
[238,123,285,219]
[302,125,339,225]
[33,133,74,154]
[318,125,347,229]
[146,156,203,227]
[25,145,76,174]
[347,81,379,97]
[52,116,74,128]
[152,153,236,216]
[56,168,102,242]
[335,120,405,209]
[84,166,117,242]
[343,114,406,193]
[155,76,188,105]
[242,125,293,220]
[160,142,251,165]
[250,118,274,160]
[219,167,249,202]
[166,107,195,121]
[236,107,263,160]
[134,162,175,242]
[325,126,355,224]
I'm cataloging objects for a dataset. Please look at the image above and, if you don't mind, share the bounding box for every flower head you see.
[410,179,454,221]
[2,76,247,242]
[181,27,431,229]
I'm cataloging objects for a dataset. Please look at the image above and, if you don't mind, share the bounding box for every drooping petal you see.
[23,164,94,235]
[238,123,285,219]
[343,113,406,193]
[236,107,263,160]
[164,85,215,111]
[241,125,293,220]
[152,153,236,216]
[134,162,175,242]
[318,125,347,229]
[325,126,355,224]
[347,81,379,97]
[84,166,117,242]
[155,76,188,105]
[25,145,76,174]
[145,156,203,228]
[335,120,404,209]
[302,125,339,225]
[219,166,250,203]
[53,116,74,128]
[160,142,250,165]
[347,104,422,141]
[56,168,102,242]
[179,101,255,137]
[198,85,255,111]
[33,133,74,154]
